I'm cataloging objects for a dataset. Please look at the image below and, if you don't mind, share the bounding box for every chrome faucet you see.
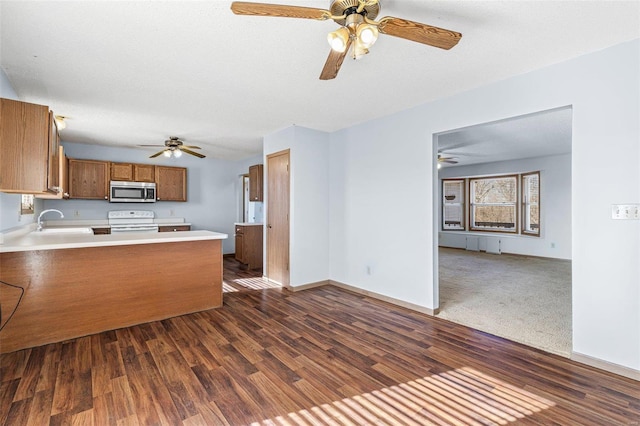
[37,209,64,231]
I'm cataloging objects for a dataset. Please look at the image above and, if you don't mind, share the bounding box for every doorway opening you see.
[433,106,573,357]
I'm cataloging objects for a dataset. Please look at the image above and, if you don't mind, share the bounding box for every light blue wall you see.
[44,142,261,253]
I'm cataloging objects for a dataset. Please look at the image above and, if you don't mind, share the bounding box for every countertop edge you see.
[0,230,228,253]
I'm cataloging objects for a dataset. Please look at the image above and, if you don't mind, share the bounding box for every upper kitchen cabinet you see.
[68,159,109,200]
[155,166,187,201]
[0,98,61,194]
[35,146,68,199]
[249,164,263,201]
[110,162,155,183]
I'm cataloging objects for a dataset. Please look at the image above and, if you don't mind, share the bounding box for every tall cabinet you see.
[249,164,263,202]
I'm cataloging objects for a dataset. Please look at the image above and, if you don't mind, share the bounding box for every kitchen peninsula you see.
[0,228,227,354]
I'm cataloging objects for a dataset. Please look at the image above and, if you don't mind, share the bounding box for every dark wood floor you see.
[1,257,638,425]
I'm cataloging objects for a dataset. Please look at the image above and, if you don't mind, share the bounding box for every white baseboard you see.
[571,351,640,381]
[288,279,437,316]
[286,280,329,292]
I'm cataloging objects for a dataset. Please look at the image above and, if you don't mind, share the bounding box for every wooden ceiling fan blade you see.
[378,17,462,50]
[183,145,202,149]
[149,150,166,158]
[181,148,206,158]
[231,2,330,20]
[319,38,352,80]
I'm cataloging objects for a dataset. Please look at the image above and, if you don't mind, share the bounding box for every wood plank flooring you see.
[1,257,638,425]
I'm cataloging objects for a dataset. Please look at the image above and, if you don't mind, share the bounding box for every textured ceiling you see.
[437,106,573,168]
[1,1,638,160]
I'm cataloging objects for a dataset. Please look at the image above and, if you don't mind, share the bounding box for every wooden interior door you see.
[266,150,290,286]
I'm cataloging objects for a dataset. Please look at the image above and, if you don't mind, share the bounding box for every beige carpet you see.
[437,247,571,357]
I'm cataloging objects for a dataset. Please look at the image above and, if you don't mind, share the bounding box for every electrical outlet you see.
[550,242,556,248]
[170,209,175,216]
[74,210,80,217]
[611,204,640,220]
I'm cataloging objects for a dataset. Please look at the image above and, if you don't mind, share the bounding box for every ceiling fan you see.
[230,0,462,80]
[438,153,458,166]
[138,137,206,159]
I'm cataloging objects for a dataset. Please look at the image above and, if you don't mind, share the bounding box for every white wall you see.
[43,142,261,254]
[326,40,638,372]
[438,153,572,259]
[263,126,330,287]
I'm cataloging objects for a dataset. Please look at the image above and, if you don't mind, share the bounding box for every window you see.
[21,194,34,215]
[522,172,540,235]
[441,172,541,236]
[442,180,465,230]
[470,175,518,232]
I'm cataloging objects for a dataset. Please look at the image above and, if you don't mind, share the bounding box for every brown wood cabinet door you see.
[266,151,289,285]
[235,225,263,269]
[235,232,244,263]
[249,164,263,201]
[47,111,61,193]
[134,164,155,182]
[68,159,109,199]
[155,166,187,201]
[0,98,50,193]
[110,163,134,181]
[158,225,191,232]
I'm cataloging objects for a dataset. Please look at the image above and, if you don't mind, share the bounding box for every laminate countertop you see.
[0,225,227,253]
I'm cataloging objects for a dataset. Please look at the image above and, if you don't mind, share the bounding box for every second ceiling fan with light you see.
[231,0,462,80]
[139,137,206,159]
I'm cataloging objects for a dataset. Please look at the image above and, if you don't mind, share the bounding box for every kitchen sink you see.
[32,227,93,235]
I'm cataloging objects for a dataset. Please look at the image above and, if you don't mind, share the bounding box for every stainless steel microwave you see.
[109,181,156,203]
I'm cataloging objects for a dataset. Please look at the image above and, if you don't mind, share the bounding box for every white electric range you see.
[108,210,159,233]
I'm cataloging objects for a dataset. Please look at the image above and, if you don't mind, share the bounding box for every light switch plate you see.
[612,204,640,220]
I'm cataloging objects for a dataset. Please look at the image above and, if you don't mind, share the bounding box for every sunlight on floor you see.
[252,367,555,425]
[222,282,238,293]
[224,277,282,292]
[235,277,281,290]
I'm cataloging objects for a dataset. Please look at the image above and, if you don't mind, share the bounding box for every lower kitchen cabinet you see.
[235,224,263,269]
[91,227,111,235]
[158,225,191,232]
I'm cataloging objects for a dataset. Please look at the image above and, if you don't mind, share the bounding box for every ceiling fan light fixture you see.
[163,150,172,158]
[352,39,369,60]
[173,149,183,158]
[356,23,378,48]
[327,26,350,52]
